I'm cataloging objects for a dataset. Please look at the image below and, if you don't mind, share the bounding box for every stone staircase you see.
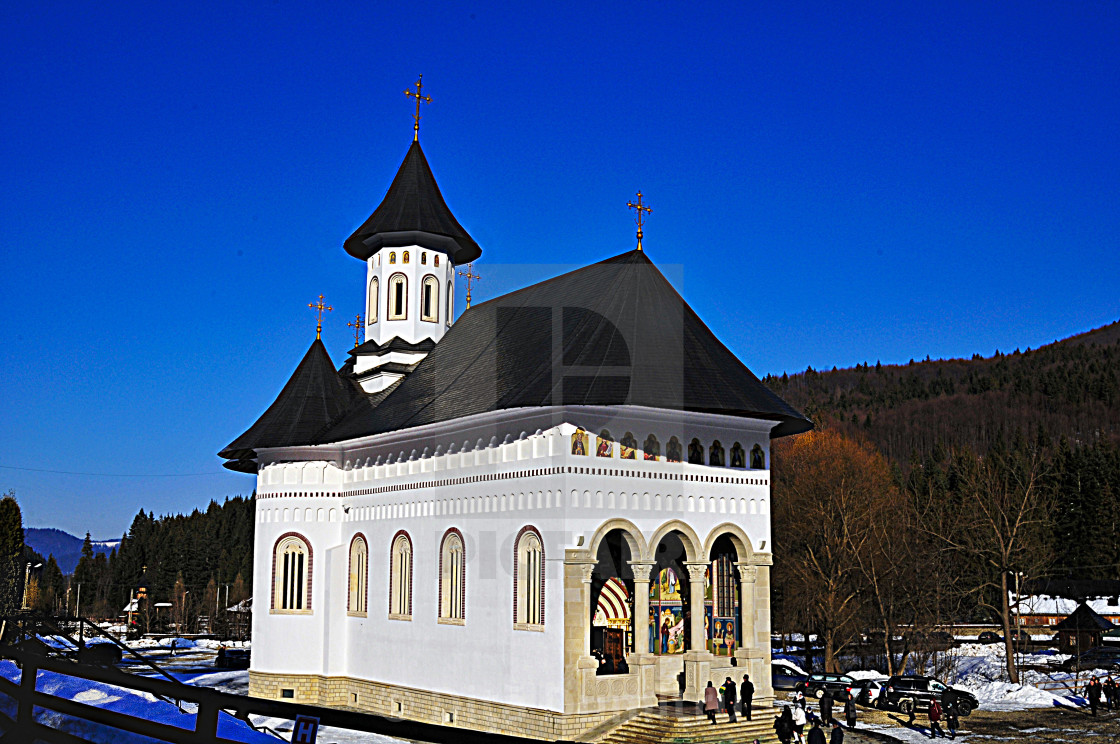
[595,709,779,744]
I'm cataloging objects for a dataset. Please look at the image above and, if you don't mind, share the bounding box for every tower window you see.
[446,280,453,327]
[367,277,379,325]
[421,275,439,323]
[388,273,407,320]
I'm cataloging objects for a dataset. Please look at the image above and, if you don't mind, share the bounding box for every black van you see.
[882,676,978,716]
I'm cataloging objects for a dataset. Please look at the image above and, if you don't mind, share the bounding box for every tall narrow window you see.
[388,273,407,320]
[389,531,412,619]
[421,275,439,323]
[348,534,368,616]
[446,280,453,326]
[273,534,312,613]
[514,526,544,628]
[439,529,465,623]
[367,277,379,325]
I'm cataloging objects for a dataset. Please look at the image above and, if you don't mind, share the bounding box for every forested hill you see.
[765,320,1120,462]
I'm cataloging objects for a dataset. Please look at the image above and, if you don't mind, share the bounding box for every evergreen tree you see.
[0,491,25,614]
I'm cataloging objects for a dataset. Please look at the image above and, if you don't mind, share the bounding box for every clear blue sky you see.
[2,2,1117,538]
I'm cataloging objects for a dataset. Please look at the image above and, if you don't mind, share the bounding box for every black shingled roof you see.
[344,141,481,265]
[219,338,365,471]
[315,250,812,444]
[1054,603,1117,632]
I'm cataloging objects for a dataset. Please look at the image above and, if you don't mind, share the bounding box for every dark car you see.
[926,631,955,650]
[882,676,978,717]
[77,640,123,666]
[976,631,1001,644]
[772,660,808,691]
[1008,629,1030,646]
[794,673,856,701]
[1060,647,1120,673]
[215,647,251,670]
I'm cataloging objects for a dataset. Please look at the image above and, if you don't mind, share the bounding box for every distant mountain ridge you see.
[766,320,1120,460]
[25,528,118,574]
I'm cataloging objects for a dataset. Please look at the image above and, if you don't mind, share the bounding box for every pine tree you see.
[0,491,25,614]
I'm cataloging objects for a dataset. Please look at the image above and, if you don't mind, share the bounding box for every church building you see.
[220,93,812,740]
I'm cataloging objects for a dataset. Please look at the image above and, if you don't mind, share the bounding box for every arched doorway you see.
[706,534,742,657]
[649,531,692,657]
[590,529,635,675]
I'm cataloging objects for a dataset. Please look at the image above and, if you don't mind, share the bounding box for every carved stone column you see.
[563,550,599,713]
[628,561,655,657]
[681,561,713,700]
[750,559,775,704]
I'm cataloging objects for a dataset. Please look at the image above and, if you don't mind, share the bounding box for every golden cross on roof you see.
[404,74,432,142]
[627,191,652,251]
[457,262,481,309]
[308,294,332,340]
[347,313,364,347]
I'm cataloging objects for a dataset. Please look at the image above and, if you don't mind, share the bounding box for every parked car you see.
[77,640,123,666]
[926,631,955,650]
[1060,647,1120,673]
[976,631,1001,644]
[794,673,856,701]
[851,678,887,707]
[772,660,808,691]
[1008,629,1030,646]
[881,676,978,717]
[215,647,251,670]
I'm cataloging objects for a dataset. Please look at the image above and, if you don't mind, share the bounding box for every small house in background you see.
[1053,602,1117,655]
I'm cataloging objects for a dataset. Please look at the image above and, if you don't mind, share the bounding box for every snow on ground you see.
[0,659,274,743]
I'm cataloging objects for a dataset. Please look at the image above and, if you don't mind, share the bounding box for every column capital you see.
[683,561,709,583]
[735,563,758,583]
[627,560,656,579]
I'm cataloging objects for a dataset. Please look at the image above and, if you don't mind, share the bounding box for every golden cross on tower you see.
[404,74,432,142]
[627,191,652,251]
[457,262,481,309]
[347,313,364,347]
[308,294,332,340]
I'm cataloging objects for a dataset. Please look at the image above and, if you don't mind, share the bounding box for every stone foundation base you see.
[249,670,625,740]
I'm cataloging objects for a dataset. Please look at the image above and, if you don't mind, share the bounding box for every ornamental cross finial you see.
[347,313,364,347]
[457,262,481,309]
[404,75,432,142]
[308,294,332,340]
[627,191,652,251]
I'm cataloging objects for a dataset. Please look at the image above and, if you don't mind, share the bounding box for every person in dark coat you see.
[1104,677,1117,711]
[807,719,827,744]
[740,674,755,720]
[830,720,845,744]
[722,676,737,722]
[774,707,794,744]
[844,691,856,729]
[928,698,945,739]
[819,692,833,725]
[703,681,720,724]
[1086,677,1103,716]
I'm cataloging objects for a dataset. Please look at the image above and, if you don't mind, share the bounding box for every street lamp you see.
[21,562,42,610]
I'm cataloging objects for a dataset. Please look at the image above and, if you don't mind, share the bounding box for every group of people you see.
[772,690,856,744]
[920,697,959,739]
[1084,676,1120,716]
[701,674,755,724]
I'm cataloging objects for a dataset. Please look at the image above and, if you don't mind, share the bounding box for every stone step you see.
[597,711,779,744]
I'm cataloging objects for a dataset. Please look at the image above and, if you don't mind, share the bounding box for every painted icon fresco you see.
[688,438,704,464]
[643,434,660,461]
[706,555,740,656]
[709,440,725,467]
[750,444,765,469]
[649,566,686,655]
[666,436,682,463]
[730,442,745,469]
[619,432,637,460]
[596,430,614,458]
[571,428,589,456]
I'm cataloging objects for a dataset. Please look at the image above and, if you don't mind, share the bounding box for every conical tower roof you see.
[344,140,481,265]
[219,338,364,471]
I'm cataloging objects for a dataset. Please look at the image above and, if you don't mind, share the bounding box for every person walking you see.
[792,703,807,743]
[740,673,755,720]
[1086,677,1103,717]
[928,698,945,739]
[722,676,737,723]
[1104,676,1117,711]
[829,719,845,744]
[704,681,720,724]
[844,691,857,729]
[820,692,833,725]
[807,719,827,744]
[945,706,958,739]
[774,707,794,744]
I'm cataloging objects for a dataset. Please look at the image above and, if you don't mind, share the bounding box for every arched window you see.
[643,434,661,461]
[709,440,725,467]
[389,252,396,264]
[750,444,766,470]
[688,438,704,465]
[367,277,379,325]
[273,533,311,613]
[348,534,368,615]
[514,527,544,628]
[730,442,746,469]
[389,531,412,619]
[388,273,407,320]
[421,275,439,323]
[421,251,427,265]
[439,529,465,623]
[403,250,410,264]
[446,280,453,326]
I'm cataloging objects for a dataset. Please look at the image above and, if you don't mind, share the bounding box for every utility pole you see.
[76,584,82,641]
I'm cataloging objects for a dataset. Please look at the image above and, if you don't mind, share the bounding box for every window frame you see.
[438,528,466,625]
[367,276,379,325]
[388,530,413,620]
[421,274,440,323]
[271,533,312,615]
[513,526,545,631]
[387,273,408,321]
[348,533,368,617]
